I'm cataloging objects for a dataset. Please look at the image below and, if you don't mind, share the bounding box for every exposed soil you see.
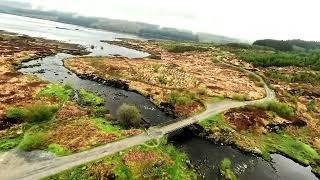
[225,107,270,131]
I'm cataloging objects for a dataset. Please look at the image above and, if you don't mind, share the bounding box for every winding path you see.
[1,58,275,179]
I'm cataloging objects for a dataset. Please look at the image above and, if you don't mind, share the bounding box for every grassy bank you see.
[44,137,197,179]
[198,111,320,175]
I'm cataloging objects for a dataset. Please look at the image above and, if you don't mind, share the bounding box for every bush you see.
[256,100,294,117]
[219,158,237,180]
[19,132,47,151]
[78,89,104,106]
[116,104,142,128]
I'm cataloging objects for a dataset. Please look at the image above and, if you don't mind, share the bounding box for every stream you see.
[1,13,318,180]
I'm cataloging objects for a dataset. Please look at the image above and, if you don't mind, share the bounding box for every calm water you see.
[1,13,317,180]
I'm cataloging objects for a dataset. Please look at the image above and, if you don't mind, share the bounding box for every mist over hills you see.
[0,1,245,43]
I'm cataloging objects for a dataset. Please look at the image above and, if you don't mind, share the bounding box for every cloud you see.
[12,0,320,41]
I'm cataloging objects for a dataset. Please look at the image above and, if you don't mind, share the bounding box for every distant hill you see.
[0,4,243,43]
[197,32,248,44]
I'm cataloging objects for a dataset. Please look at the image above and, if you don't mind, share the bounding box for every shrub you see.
[6,107,26,120]
[116,104,142,128]
[24,103,59,123]
[220,158,237,180]
[256,100,294,117]
[19,132,47,151]
[78,89,104,106]
[38,84,73,102]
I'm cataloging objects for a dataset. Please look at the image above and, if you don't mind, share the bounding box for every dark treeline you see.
[238,50,320,70]
[253,39,320,52]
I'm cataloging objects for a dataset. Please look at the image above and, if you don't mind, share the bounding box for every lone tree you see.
[116,104,142,128]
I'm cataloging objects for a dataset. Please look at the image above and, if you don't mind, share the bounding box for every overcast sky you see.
[13,0,320,41]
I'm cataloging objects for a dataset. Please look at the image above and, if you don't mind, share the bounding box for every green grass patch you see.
[48,144,71,156]
[220,158,237,180]
[93,118,121,134]
[78,89,104,106]
[260,133,320,165]
[255,100,294,117]
[0,136,23,152]
[6,107,26,120]
[38,84,73,102]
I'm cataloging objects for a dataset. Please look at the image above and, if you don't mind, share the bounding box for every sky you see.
[12,0,320,41]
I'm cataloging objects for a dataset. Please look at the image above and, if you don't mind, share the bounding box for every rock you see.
[252,147,262,154]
